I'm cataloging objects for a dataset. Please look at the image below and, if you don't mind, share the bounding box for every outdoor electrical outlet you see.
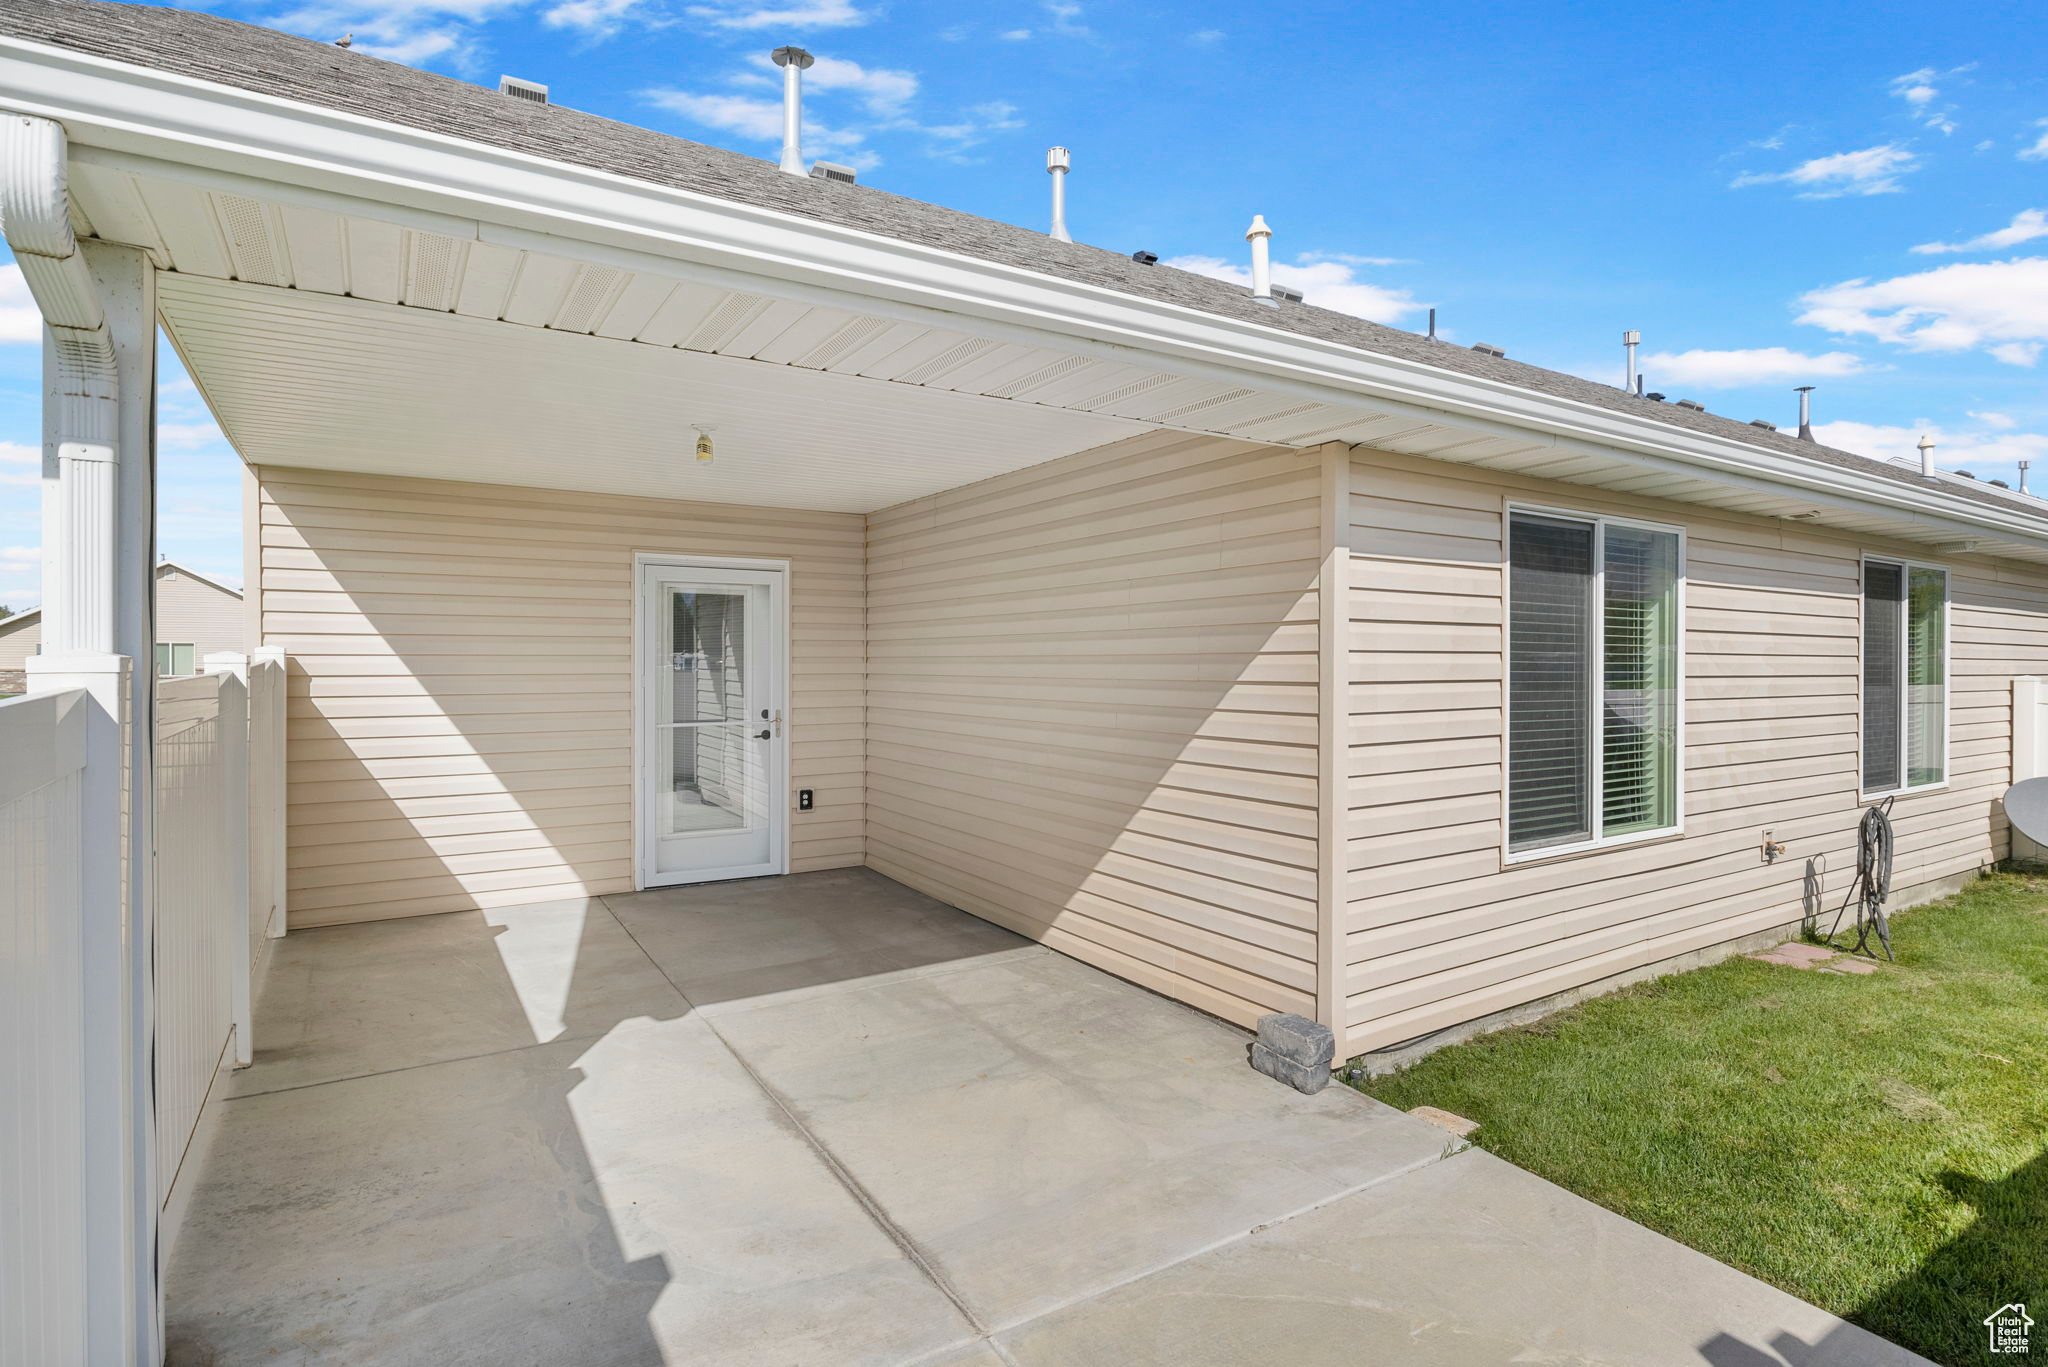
[1761,830,1786,863]
[798,789,814,811]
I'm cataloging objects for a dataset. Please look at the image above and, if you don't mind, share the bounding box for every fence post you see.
[250,647,287,940]
[2015,678,2043,866]
[203,654,251,1067]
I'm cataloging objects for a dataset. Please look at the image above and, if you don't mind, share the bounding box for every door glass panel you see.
[663,588,754,836]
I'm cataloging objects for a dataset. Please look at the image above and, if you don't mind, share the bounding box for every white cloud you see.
[646,52,1022,166]
[1731,143,1919,198]
[262,0,522,70]
[1640,347,1868,389]
[1798,257,2048,363]
[747,52,915,115]
[542,0,653,36]
[0,471,35,487]
[1162,254,1422,325]
[2020,119,2048,161]
[1042,0,1089,36]
[0,265,41,343]
[1000,28,1031,40]
[1889,64,1969,134]
[1813,419,2048,476]
[0,441,35,464]
[1188,28,1223,44]
[1971,410,2017,429]
[1912,208,2048,254]
[685,0,870,28]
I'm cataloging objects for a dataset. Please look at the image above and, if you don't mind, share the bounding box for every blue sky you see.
[5,0,2048,610]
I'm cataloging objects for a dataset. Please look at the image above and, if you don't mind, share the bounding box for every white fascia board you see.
[8,35,2048,553]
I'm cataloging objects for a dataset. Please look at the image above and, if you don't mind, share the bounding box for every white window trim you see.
[1502,503,1688,865]
[156,641,195,677]
[1858,553,1951,800]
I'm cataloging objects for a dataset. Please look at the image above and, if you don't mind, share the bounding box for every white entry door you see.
[636,559,787,887]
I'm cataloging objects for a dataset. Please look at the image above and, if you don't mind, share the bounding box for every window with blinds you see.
[1861,557,1946,794]
[1508,510,1682,856]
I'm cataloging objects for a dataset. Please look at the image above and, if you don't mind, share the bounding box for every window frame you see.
[155,642,195,677]
[1858,553,1950,800]
[1502,502,1688,865]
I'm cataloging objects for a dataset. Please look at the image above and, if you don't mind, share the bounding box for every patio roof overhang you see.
[11,31,2048,551]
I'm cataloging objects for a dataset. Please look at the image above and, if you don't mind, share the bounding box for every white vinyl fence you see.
[153,650,287,1222]
[2014,677,2048,863]
[0,688,128,1367]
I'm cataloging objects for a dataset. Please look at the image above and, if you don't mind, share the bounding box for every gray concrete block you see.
[1250,1041,1330,1095]
[1255,1013,1333,1069]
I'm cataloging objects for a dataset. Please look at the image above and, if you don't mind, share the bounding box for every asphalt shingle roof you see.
[5,0,2040,526]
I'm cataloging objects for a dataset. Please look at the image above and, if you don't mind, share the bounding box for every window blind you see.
[1862,559,1946,794]
[1861,561,1903,793]
[1508,515,1596,852]
[1509,511,1682,856]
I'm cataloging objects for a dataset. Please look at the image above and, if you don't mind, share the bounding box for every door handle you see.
[756,729,772,740]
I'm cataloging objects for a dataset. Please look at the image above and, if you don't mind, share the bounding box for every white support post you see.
[205,653,253,1066]
[2015,677,2044,865]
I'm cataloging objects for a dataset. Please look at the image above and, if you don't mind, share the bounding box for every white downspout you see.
[0,114,119,667]
[1246,214,1276,307]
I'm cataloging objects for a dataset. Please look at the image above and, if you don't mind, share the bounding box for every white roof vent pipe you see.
[1918,433,1937,477]
[772,46,814,176]
[1794,385,1816,441]
[1246,215,1277,308]
[1046,147,1072,243]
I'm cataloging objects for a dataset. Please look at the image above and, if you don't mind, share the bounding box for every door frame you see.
[632,551,792,889]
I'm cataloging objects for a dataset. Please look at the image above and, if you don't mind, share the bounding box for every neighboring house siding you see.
[1341,446,2043,1053]
[0,565,245,673]
[865,432,1323,1031]
[258,466,864,927]
[0,613,34,670]
[154,566,247,665]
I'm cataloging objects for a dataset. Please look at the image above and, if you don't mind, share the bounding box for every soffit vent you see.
[498,75,550,104]
[810,161,858,184]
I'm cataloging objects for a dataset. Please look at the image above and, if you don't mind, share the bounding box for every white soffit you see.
[158,273,1154,512]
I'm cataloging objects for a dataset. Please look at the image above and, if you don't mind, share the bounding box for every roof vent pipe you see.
[771,46,814,176]
[1622,330,1640,393]
[1245,215,1277,307]
[1046,147,1072,242]
[1918,433,1937,477]
[2020,459,2032,495]
[1794,385,1816,441]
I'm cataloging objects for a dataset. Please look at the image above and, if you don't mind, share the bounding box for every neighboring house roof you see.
[5,0,2044,530]
[0,559,242,634]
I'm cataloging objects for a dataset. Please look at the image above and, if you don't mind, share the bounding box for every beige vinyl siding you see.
[864,431,1324,1031]
[0,563,246,671]
[155,565,247,664]
[259,466,864,927]
[0,613,34,670]
[1342,445,2048,1054]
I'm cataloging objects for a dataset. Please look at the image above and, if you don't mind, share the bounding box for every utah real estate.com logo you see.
[1985,1303,2033,1355]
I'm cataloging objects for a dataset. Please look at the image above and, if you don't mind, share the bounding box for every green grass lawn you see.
[1354,871,2048,1367]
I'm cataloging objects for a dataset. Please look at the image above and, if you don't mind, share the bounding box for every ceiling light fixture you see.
[692,424,717,464]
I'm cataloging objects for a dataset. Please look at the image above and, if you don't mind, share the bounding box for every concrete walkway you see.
[166,869,1927,1366]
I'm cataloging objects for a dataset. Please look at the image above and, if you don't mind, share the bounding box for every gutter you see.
[5,36,2047,556]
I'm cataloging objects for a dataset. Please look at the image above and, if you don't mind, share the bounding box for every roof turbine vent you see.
[771,46,814,176]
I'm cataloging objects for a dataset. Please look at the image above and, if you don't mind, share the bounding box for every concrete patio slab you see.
[228,895,687,1096]
[170,1014,978,1366]
[707,946,1454,1328]
[166,869,1929,1367]
[996,1149,1930,1367]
